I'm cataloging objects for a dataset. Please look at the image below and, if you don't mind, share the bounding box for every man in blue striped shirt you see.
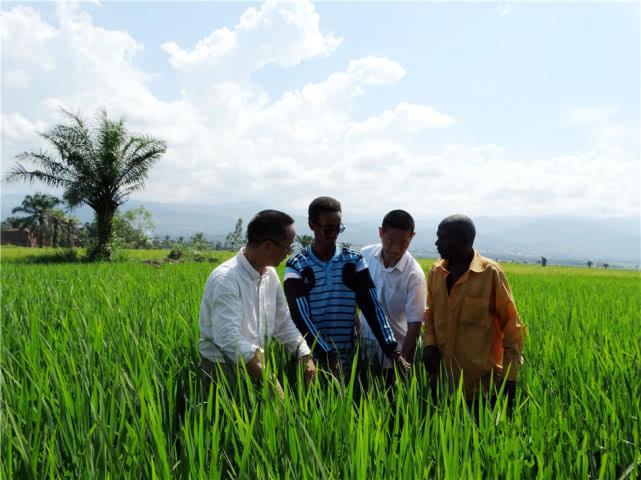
[284,196,409,376]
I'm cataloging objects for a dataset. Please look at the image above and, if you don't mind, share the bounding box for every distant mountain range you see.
[2,193,639,268]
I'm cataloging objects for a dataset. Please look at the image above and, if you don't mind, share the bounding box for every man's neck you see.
[243,247,267,275]
[311,243,335,262]
[444,250,473,294]
[447,249,474,276]
[380,249,400,269]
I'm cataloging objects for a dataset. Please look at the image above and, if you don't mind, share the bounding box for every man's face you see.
[435,224,466,261]
[309,210,342,249]
[268,224,296,266]
[379,227,414,266]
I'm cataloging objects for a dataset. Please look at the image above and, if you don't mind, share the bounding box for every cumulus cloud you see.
[1,113,46,141]
[161,0,341,88]
[1,1,638,219]
[349,102,455,137]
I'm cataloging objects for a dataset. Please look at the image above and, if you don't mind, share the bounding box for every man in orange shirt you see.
[422,214,526,408]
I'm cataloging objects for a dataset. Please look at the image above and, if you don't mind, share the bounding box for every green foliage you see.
[296,234,314,248]
[7,192,68,247]
[5,109,166,260]
[223,218,245,251]
[1,254,640,478]
[112,205,155,249]
[190,232,211,251]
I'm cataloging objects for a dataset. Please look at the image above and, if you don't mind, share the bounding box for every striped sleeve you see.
[343,258,398,356]
[283,259,332,353]
[284,265,302,281]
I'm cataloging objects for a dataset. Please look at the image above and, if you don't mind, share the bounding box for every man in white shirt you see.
[359,210,427,373]
[199,210,315,397]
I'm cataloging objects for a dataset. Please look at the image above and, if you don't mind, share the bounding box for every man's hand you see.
[505,380,517,412]
[300,355,316,385]
[422,345,441,375]
[391,351,411,371]
[328,351,341,377]
[245,352,264,384]
[247,351,284,400]
[422,345,441,403]
[400,323,421,363]
[268,376,285,402]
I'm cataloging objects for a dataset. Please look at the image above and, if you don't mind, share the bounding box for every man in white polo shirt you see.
[199,210,315,398]
[359,210,427,375]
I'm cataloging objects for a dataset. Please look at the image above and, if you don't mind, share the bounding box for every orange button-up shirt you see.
[423,251,526,398]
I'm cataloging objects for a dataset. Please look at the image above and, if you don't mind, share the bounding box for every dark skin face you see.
[309,210,342,261]
[435,223,474,292]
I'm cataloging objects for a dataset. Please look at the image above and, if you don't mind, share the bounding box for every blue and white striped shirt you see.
[284,245,397,365]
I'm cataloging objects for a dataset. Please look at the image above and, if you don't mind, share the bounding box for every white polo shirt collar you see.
[373,244,411,273]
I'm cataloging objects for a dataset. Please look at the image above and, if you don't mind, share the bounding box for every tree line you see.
[2,194,248,253]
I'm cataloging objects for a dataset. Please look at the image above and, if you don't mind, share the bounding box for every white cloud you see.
[346,56,406,85]
[3,69,30,89]
[350,102,455,136]
[1,113,46,141]
[161,0,341,86]
[563,106,616,127]
[1,1,638,220]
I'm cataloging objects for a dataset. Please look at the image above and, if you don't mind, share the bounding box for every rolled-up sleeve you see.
[494,269,526,381]
[273,282,311,358]
[208,281,258,363]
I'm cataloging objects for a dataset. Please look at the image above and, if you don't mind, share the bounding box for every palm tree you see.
[6,109,166,260]
[295,234,313,248]
[10,193,62,247]
[46,209,74,247]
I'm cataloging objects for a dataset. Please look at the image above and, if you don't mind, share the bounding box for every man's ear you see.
[378,227,384,239]
[308,219,315,232]
[261,239,274,253]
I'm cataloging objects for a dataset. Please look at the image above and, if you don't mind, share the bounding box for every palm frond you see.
[114,184,146,205]
[63,182,94,209]
[41,126,95,177]
[15,150,75,183]
[118,136,166,189]
[5,164,70,188]
[11,205,32,215]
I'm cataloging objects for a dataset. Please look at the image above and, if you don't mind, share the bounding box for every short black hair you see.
[439,214,476,245]
[246,210,294,246]
[308,196,341,223]
[382,209,415,233]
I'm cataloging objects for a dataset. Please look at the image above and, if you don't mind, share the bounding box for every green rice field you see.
[1,246,640,478]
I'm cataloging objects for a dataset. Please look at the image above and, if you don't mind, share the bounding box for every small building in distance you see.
[1,229,35,247]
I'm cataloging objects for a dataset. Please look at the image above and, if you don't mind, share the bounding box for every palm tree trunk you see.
[52,223,59,247]
[90,208,115,260]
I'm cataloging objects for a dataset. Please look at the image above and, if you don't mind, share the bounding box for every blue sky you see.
[2,1,639,218]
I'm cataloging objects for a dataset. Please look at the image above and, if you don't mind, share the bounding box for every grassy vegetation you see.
[1,247,640,478]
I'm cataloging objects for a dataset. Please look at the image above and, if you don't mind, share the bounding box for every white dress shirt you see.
[199,249,311,364]
[358,244,427,352]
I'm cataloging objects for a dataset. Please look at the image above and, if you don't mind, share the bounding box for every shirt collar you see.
[434,249,484,274]
[237,248,262,282]
[469,250,485,273]
[375,244,411,272]
[307,244,340,265]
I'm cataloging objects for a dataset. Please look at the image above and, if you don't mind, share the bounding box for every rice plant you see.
[1,247,639,478]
